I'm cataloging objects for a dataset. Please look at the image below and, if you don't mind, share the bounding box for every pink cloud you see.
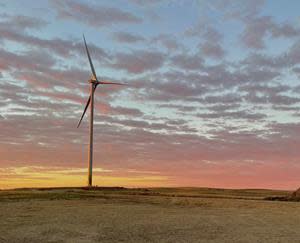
[51,0,142,27]
[110,50,165,74]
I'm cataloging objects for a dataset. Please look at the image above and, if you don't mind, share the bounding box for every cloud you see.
[186,22,222,40]
[241,40,300,69]
[220,0,266,21]
[197,110,267,121]
[51,0,142,27]
[111,31,145,43]
[185,20,225,59]
[199,41,225,59]
[151,34,182,51]
[128,0,165,6]
[239,84,300,106]
[293,84,300,94]
[241,53,285,69]
[0,15,47,31]
[204,93,242,104]
[210,0,265,21]
[110,50,165,74]
[111,106,144,117]
[158,104,197,113]
[0,49,56,73]
[185,22,225,59]
[202,1,300,50]
[171,54,204,70]
[0,26,109,60]
[241,16,272,49]
[239,84,291,95]
[241,16,300,49]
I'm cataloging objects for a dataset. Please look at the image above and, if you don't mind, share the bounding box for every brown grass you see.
[0,187,299,242]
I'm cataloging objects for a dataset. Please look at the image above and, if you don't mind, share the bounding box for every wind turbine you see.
[77,35,124,187]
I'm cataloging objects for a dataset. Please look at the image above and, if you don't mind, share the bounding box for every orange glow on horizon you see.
[0,166,170,189]
[0,165,299,190]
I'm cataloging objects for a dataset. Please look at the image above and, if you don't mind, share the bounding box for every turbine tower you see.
[77,35,124,187]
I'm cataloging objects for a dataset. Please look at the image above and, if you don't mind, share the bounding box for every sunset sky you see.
[1,0,300,189]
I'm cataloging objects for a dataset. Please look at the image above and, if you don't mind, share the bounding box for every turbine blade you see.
[77,96,91,128]
[83,34,98,81]
[98,81,126,85]
[77,85,98,128]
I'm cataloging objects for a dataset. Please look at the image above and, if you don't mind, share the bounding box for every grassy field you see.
[0,187,299,242]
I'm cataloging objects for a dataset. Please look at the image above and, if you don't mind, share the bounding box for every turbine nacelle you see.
[89,79,97,84]
[89,74,97,83]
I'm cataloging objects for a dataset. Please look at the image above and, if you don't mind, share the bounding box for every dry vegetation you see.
[0,187,299,242]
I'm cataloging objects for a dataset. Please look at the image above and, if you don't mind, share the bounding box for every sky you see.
[1,0,300,190]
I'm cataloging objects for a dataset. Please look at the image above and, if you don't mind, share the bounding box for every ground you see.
[0,187,300,243]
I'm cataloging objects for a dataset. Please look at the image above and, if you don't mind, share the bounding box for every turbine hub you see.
[89,79,97,84]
